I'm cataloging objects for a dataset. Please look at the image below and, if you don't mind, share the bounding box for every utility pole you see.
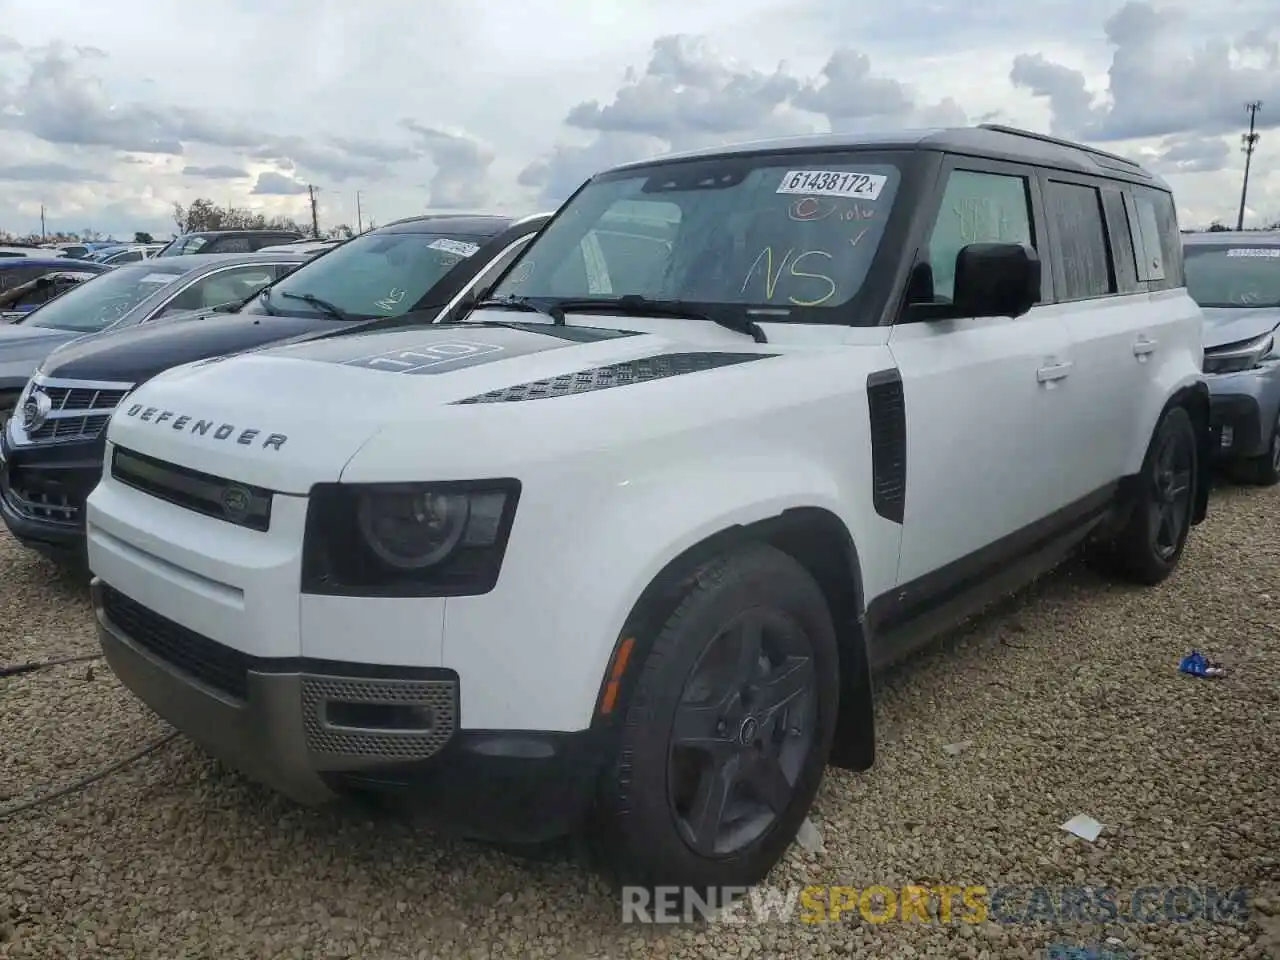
[356,191,363,233]
[1237,101,1263,231]
[308,184,320,238]
[39,205,46,241]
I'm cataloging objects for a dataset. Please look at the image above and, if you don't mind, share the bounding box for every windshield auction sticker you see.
[428,238,481,258]
[776,170,887,201]
[1226,248,1280,258]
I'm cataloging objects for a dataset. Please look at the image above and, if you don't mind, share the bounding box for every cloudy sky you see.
[0,0,1277,240]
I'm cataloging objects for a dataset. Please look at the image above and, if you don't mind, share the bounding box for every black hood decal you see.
[453,351,776,404]
[273,322,639,376]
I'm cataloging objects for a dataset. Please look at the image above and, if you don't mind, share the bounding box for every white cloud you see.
[0,0,1275,240]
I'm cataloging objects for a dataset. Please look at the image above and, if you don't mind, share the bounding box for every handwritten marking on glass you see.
[740,247,839,307]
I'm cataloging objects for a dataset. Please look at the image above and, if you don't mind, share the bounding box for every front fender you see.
[440,453,894,732]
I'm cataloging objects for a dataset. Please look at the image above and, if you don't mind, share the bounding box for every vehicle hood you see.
[0,324,84,386]
[42,309,347,385]
[105,313,759,493]
[1200,307,1280,349]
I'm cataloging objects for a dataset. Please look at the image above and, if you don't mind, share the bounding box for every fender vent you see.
[867,369,906,524]
[453,352,774,404]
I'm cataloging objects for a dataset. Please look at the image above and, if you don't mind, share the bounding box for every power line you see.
[1236,100,1263,231]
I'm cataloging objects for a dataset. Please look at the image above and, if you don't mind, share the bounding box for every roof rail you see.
[977,123,1143,170]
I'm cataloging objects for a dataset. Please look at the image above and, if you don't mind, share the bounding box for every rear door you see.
[1030,173,1145,496]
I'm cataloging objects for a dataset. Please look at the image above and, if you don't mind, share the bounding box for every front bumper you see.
[93,578,605,842]
[1208,393,1266,461]
[0,434,103,559]
[1205,361,1280,461]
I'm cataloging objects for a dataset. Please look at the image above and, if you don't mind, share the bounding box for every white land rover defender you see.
[85,125,1210,897]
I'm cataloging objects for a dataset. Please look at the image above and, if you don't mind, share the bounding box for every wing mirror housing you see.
[952,242,1041,319]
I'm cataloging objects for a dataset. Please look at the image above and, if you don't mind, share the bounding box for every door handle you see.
[1133,336,1157,358]
[1036,361,1073,383]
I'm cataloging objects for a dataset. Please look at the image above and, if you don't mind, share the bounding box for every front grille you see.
[22,381,132,443]
[111,447,274,531]
[101,585,251,700]
[301,676,458,762]
[3,482,79,524]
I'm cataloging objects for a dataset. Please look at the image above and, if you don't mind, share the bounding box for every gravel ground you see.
[1,483,1277,960]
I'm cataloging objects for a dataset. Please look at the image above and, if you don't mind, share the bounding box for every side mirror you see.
[953,242,1041,319]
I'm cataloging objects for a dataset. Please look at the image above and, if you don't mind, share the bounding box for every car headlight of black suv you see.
[301,479,521,597]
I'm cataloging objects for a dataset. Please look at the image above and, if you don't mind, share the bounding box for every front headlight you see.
[1203,332,1275,374]
[302,480,521,596]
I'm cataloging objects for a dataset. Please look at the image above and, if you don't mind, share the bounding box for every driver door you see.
[888,159,1077,590]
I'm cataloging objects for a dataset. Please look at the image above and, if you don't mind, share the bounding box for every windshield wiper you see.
[279,291,353,322]
[473,295,565,324]
[550,295,768,343]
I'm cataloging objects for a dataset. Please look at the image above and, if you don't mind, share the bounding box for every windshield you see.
[156,235,208,257]
[240,229,489,320]
[19,262,188,332]
[1185,245,1280,308]
[488,154,903,320]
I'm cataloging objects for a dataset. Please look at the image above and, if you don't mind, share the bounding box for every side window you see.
[923,169,1034,302]
[0,266,40,291]
[1044,180,1115,300]
[155,267,277,318]
[1125,192,1166,284]
[208,237,252,254]
[112,250,144,264]
[1145,190,1183,289]
[1101,189,1141,293]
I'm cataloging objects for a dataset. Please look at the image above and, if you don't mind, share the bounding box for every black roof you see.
[176,228,303,238]
[376,213,523,237]
[606,123,1170,191]
[1183,230,1280,246]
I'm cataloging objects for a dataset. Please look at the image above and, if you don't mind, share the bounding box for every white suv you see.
[84,125,1209,899]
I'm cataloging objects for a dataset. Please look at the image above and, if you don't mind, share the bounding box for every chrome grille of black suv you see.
[21,379,133,443]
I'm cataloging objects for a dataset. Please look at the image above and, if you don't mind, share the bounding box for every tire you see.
[1103,405,1199,586]
[589,543,840,906]
[1244,412,1280,487]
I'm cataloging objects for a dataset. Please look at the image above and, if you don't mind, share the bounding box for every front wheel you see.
[589,543,840,902]
[1102,405,1199,586]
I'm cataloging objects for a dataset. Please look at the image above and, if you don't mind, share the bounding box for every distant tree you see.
[327,223,355,240]
[134,231,154,244]
[1206,220,1230,232]
[173,198,303,235]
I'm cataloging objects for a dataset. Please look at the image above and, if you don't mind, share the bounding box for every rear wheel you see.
[590,544,839,903]
[1100,405,1198,586]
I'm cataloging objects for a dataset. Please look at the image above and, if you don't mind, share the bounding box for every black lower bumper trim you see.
[329,728,608,844]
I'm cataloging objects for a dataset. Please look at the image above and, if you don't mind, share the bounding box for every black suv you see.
[156,230,304,256]
[0,212,550,563]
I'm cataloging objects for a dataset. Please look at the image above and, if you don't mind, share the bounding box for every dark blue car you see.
[0,258,113,321]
